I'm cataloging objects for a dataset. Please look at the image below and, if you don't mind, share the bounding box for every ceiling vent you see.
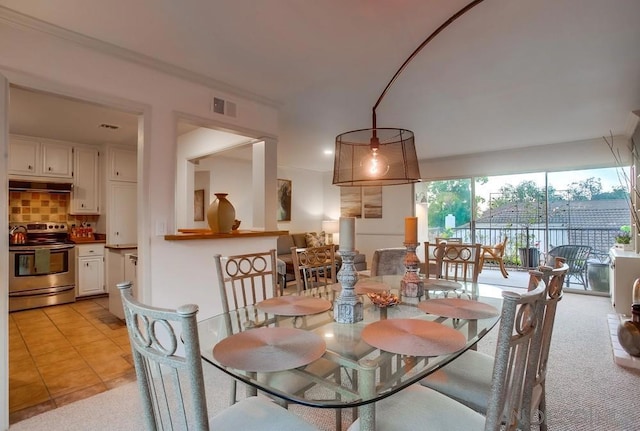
[99,123,120,130]
[211,97,237,118]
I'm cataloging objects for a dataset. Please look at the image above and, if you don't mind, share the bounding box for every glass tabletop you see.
[197,279,504,409]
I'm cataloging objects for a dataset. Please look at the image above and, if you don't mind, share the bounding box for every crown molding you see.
[0,6,281,109]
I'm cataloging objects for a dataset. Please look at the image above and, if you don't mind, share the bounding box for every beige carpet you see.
[9,291,640,430]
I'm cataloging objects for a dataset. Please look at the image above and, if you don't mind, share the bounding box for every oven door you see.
[9,244,76,294]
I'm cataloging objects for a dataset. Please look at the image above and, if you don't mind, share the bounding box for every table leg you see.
[357,359,377,431]
[246,372,258,397]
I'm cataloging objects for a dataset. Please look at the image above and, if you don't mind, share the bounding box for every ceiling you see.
[2,0,640,173]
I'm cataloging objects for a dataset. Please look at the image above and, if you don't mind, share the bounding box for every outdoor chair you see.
[420,260,568,431]
[478,236,509,278]
[435,237,462,244]
[546,245,591,289]
[348,273,548,431]
[118,281,320,431]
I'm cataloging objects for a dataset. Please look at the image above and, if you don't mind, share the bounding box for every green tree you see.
[426,177,487,229]
[566,177,602,201]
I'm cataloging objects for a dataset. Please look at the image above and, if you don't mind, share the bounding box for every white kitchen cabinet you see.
[9,136,73,178]
[109,147,137,182]
[106,247,137,319]
[76,244,105,297]
[71,146,100,214]
[609,248,640,317]
[107,182,137,245]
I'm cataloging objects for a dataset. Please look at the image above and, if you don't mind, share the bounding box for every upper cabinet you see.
[70,146,100,215]
[109,147,137,182]
[9,136,73,179]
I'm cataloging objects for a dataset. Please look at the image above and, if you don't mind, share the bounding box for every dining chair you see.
[478,236,509,278]
[117,281,320,431]
[214,249,342,429]
[291,244,337,296]
[348,274,548,431]
[435,237,462,244]
[440,242,481,283]
[419,261,568,431]
[369,247,409,276]
[422,241,445,279]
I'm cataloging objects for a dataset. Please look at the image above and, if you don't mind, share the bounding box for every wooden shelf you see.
[165,229,288,241]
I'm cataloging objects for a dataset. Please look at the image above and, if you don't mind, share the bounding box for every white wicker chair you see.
[118,281,319,431]
[348,272,548,431]
[419,260,568,430]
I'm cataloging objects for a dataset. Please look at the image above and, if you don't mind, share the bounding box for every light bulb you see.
[360,149,390,178]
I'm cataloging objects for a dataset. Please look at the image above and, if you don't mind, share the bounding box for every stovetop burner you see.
[9,222,71,247]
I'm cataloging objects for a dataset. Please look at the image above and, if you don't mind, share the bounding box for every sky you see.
[476,167,626,200]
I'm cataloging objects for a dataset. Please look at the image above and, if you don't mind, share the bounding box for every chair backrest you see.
[440,243,481,282]
[118,281,209,431]
[370,247,408,277]
[485,273,547,431]
[423,241,445,278]
[214,249,279,313]
[435,237,462,244]
[528,258,568,411]
[291,244,337,295]
[547,245,591,272]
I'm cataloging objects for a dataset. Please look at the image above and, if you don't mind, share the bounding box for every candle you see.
[339,217,355,251]
[405,217,418,244]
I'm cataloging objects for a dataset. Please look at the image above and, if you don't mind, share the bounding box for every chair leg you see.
[498,259,509,278]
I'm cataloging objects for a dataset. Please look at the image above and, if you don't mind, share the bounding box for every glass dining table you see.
[197,276,504,431]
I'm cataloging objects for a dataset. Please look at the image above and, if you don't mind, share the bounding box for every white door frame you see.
[0,70,149,431]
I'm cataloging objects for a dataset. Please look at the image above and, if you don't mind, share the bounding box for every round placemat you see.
[423,279,461,290]
[213,327,327,372]
[418,298,499,320]
[256,296,331,316]
[361,319,466,357]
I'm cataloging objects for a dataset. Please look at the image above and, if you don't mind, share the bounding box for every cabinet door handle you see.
[48,166,52,171]
[28,165,33,170]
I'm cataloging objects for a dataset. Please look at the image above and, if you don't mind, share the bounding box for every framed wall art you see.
[277,179,292,221]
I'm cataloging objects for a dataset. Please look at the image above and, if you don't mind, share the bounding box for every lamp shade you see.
[321,220,339,234]
[333,128,421,186]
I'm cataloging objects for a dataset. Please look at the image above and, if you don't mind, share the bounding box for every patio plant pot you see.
[518,247,540,268]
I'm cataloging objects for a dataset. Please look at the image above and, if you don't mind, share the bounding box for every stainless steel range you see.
[9,222,76,312]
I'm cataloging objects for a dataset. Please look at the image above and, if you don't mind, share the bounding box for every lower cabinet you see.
[106,246,137,319]
[76,244,105,297]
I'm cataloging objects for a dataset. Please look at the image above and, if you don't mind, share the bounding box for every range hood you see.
[9,180,73,193]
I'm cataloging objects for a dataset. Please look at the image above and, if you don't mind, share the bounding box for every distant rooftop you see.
[476,199,629,229]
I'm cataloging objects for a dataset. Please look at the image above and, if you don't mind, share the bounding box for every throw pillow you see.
[305,231,326,247]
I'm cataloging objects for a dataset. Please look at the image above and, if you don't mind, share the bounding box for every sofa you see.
[277,232,367,285]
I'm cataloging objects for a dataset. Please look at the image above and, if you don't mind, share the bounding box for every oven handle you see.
[8,285,75,297]
[9,244,75,252]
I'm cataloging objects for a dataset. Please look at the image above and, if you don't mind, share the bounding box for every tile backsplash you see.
[9,191,98,227]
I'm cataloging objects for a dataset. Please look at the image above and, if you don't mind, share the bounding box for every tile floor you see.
[8,296,136,425]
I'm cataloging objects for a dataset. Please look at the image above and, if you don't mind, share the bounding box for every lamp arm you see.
[371,0,486,129]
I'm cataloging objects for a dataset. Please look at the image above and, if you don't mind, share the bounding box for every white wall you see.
[0,18,280,429]
[277,166,325,233]
[322,171,414,266]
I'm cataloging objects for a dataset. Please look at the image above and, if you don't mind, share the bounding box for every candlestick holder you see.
[401,242,424,298]
[334,250,363,323]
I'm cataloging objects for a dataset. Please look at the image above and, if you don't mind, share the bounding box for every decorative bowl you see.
[367,292,400,308]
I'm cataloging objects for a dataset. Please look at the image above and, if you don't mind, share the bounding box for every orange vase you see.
[207,193,236,234]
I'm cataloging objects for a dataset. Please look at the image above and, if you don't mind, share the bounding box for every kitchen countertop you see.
[165,229,287,241]
[71,238,106,245]
[105,244,138,249]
